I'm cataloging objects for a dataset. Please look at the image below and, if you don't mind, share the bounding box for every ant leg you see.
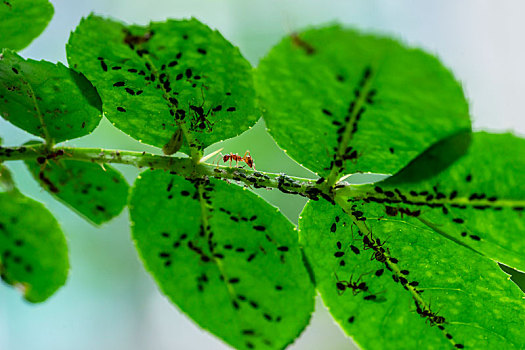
[205,115,213,132]
[334,271,341,281]
[198,86,206,107]
[351,223,363,239]
[380,236,391,246]
[351,225,361,242]
[347,270,358,286]
[348,272,362,296]
[357,270,373,281]
[334,272,346,296]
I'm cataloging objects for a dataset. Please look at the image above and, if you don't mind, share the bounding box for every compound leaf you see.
[0,0,54,51]
[349,132,525,272]
[0,49,102,143]
[130,171,314,350]
[300,199,525,350]
[25,150,129,225]
[67,15,258,155]
[0,189,68,302]
[256,26,470,178]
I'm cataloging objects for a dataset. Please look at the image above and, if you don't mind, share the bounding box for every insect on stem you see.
[216,151,256,170]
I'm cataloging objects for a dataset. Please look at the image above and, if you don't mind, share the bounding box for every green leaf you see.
[0,189,68,302]
[0,49,102,144]
[300,199,525,350]
[130,171,314,349]
[348,132,525,272]
[0,0,54,51]
[25,152,129,225]
[256,26,471,179]
[67,15,258,155]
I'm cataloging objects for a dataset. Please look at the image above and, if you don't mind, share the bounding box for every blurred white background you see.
[0,1,524,349]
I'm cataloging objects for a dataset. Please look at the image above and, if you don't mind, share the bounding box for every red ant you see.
[217,151,256,170]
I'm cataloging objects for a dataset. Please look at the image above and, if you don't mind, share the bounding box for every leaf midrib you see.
[195,180,247,340]
[133,41,202,161]
[326,70,376,186]
[336,197,463,349]
[353,187,525,209]
[18,67,52,145]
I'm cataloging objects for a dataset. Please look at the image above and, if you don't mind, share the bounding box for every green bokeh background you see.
[1,1,524,349]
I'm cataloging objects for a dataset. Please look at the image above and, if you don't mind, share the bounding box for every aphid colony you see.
[156,174,292,350]
[322,66,378,173]
[97,29,241,147]
[360,181,524,248]
[330,213,464,348]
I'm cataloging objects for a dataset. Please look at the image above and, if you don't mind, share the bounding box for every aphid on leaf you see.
[413,299,446,326]
[189,104,214,131]
[334,272,369,296]
[187,88,217,132]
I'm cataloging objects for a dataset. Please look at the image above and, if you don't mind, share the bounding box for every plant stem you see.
[0,144,342,199]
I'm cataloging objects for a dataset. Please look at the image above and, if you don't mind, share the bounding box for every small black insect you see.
[335,272,369,296]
